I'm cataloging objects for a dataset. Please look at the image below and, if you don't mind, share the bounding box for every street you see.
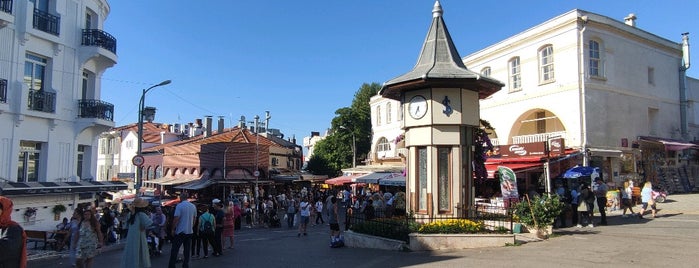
[30,193,699,268]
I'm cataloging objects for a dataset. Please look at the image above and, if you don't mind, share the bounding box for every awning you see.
[485,162,542,179]
[355,172,393,184]
[325,174,361,186]
[378,174,405,186]
[638,136,699,151]
[144,177,179,186]
[175,179,215,190]
[587,148,623,157]
[0,181,128,196]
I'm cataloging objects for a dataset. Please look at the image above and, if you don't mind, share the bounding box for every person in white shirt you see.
[314,198,324,225]
[297,197,311,237]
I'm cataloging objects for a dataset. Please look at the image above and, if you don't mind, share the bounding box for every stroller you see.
[269,209,281,228]
[146,228,161,257]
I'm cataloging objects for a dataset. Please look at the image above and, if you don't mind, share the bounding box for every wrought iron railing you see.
[81,29,117,54]
[511,131,567,144]
[0,0,12,14]
[78,99,114,121]
[33,8,60,35]
[0,79,7,103]
[27,90,55,112]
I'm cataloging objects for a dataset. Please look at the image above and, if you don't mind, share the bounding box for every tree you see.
[307,83,380,175]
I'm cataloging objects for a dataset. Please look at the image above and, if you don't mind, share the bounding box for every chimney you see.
[217,116,225,133]
[238,116,246,128]
[624,13,636,27]
[205,116,213,137]
[160,131,166,144]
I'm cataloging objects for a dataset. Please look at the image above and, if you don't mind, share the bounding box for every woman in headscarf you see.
[0,196,27,268]
[121,198,153,268]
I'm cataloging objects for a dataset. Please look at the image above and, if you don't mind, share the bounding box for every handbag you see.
[577,202,588,211]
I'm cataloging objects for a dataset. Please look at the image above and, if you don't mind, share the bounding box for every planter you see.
[344,231,408,251]
[409,233,515,251]
[523,224,553,239]
[513,223,522,234]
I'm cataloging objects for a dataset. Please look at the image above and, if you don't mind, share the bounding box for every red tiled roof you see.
[143,127,282,152]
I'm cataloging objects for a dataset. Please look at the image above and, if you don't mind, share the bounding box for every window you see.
[24,53,47,91]
[272,157,279,166]
[589,40,604,77]
[76,145,85,179]
[536,111,546,133]
[18,141,42,182]
[85,11,92,29]
[376,106,382,126]
[509,57,521,92]
[648,67,655,85]
[437,147,451,212]
[386,102,392,124]
[417,147,428,212]
[539,45,555,83]
[30,0,49,11]
[377,137,391,152]
[82,71,88,100]
[481,67,491,77]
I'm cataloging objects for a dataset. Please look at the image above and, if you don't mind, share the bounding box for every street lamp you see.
[135,79,171,192]
[339,126,356,168]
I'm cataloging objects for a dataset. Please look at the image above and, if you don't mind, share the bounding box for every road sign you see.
[132,155,145,167]
[253,170,260,177]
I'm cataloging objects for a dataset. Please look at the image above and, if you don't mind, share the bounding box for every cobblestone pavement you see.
[29,193,699,268]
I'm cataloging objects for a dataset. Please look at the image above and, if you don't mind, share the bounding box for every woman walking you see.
[639,181,657,218]
[620,180,637,218]
[68,209,82,267]
[222,202,237,249]
[121,198,153,268]
[74,207,103,268]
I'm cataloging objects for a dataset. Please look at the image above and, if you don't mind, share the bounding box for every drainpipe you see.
[680,33,691,140]
[579,15,589,165]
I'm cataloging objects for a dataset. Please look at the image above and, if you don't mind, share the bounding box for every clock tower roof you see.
[380,1,503,100]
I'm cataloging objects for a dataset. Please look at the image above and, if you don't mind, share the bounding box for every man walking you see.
[168,192,197,268]
[211,199,225,256]
[593,177,609,225]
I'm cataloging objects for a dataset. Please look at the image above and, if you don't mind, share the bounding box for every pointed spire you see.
[380,1,503,100]
[432,1,443,18]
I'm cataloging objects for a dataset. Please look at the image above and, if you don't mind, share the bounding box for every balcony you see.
[82,29,117,54]
[0,0,11,14]
[33,8,60,36]
[0,79,6,103]
[28,90,56,113]
[78,99,114,121]
[511,131,567,144]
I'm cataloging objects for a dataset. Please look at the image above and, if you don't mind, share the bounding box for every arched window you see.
[377,137,391,152]
[376,106,382,126]
[539,45,554,83]
[481,67,491,77]
[509,57,521,92]
[589,39,604,78]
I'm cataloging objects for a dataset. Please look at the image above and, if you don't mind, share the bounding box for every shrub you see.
[417,219,485,234]
[350,217,415,241]
[513,194,565,229]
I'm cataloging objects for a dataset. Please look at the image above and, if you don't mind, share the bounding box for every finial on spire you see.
[432,1,443,18]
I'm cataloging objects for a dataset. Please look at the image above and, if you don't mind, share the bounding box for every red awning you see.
[325,174,361,186]
[485,162,542,179]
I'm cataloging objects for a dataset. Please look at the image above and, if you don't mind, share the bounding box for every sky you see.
[101,0,699,150]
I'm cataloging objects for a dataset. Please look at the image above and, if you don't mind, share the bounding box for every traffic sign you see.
[132,155,145,167]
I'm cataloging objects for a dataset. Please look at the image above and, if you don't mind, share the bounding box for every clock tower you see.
[379,1,503,218]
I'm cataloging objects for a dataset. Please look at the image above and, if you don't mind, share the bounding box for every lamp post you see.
[339,126,356,168]
[135,79,171,192]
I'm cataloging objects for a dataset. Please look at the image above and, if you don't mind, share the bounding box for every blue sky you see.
[101,0,699,147]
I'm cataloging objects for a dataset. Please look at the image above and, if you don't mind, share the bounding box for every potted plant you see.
[513,194,565,239]
[52,204,67,221]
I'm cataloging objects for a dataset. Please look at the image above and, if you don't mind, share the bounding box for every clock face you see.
[408,95,428,119]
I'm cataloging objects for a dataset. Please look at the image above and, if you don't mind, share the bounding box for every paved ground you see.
[29,193,699,268]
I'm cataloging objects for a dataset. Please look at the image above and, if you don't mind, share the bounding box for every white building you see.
[463,10,697,189]
[302,130,328,167]
[0,0,125,231]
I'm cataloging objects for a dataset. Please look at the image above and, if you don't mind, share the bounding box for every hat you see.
[133,198,149,208]
[212,198,221,204]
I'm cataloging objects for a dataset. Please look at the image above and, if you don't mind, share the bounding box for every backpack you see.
[200,213,214,235]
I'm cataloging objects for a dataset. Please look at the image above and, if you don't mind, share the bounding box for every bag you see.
[577,202,588,212]
[330,235,345,248]
[200,214,214,235]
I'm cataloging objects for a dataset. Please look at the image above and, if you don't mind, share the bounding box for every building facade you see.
[0,0,125,230]
[462,10,698,189]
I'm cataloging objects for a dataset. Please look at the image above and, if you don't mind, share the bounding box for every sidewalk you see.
[27,241,125,262]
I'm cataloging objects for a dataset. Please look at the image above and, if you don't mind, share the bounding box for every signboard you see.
[495,139,565,158]
[498,166,519,200]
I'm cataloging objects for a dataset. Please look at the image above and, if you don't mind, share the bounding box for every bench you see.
[25,230,57,250]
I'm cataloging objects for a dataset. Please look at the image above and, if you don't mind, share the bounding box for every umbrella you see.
[562,166,600,179]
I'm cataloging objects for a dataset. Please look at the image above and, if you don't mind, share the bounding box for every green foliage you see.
[513,194,565,229]
[52,204,67,214]
[304,154,336,177]
[417,219,485,234]
[350,217,415,241]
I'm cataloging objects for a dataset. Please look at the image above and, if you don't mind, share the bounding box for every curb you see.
[28,243,126,263]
